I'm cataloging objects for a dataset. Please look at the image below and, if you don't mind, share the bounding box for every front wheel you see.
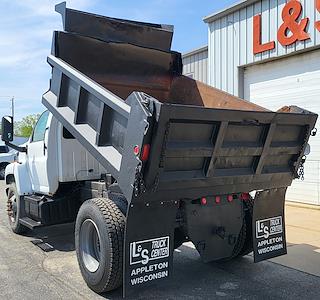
[7,183,27,234]
[75,198,125,293]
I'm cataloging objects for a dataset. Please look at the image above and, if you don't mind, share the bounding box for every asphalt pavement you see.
[0,180,320,300]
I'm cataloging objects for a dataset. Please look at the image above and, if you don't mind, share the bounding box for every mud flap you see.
[123,200,178,297]
[253,188,287,262]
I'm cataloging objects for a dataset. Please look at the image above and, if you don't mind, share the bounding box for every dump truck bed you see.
[43,59,317,203]
[42,5,317,202]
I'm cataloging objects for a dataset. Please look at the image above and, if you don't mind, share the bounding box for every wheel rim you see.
[7,194,17,224]
[79,219,102,273]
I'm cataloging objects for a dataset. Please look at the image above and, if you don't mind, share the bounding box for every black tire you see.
[7,183,27,234]
[108,192,128,216]
[217,196,254,262]
[238,196,254,256]
[75,198,125,293]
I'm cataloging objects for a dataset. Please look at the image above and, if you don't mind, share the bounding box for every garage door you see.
[244,50,320,205]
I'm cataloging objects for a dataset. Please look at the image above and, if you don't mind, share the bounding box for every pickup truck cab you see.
[5,111,105,197]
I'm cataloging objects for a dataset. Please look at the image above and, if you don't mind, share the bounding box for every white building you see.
[184,0,320,205]
[182,46,208,84]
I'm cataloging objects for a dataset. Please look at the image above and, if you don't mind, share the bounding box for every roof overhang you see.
[203,0,258,23]
[182,45,208,58]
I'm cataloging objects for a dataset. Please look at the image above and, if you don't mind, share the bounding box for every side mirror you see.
[1,116,14,142]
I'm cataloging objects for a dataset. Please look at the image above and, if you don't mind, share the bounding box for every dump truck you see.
[1,2,318,297]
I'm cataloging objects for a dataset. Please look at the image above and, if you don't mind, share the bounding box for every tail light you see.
[133,144,150,162]
[201,197,207,205]
[241,192,250,201]
[227,195,233,202]
[215,196,221,204]
[141,144,150,162]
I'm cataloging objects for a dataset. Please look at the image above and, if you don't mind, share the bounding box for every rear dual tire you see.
[75,197,125,293]
[218,196,254,261]
[230,196,254,258]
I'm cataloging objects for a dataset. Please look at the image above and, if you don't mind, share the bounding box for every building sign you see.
[254,0,320,54]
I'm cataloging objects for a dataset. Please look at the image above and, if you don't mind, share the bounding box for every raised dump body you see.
[41,3,317,296]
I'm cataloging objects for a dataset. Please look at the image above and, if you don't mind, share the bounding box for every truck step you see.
[19,217,42,229]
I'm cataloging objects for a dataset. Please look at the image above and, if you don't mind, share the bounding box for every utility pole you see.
[11,97,14,120]
[0,96,14,118]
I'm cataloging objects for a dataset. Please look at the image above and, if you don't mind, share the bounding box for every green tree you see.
[14,114,40,138]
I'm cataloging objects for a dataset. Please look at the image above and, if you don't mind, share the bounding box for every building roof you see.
[203,0,258,23]
[182,45,208,59]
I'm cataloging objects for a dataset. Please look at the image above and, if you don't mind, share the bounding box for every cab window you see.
[32,111,49,142]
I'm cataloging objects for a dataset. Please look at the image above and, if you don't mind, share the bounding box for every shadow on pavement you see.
[25,222,76,252]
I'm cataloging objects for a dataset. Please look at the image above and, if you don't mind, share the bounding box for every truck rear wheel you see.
[75,198,125,293]
[217,196,254,261]
[238,196,254,256]
[229,196,254,259]
[7,183,27,234]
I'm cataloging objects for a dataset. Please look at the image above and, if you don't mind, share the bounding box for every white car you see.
[0,144,17,179]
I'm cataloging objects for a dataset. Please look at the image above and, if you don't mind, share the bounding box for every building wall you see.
[207,0,320,97]
[182,46,208,84]
[206,0,320,205]
[243,50,320,205]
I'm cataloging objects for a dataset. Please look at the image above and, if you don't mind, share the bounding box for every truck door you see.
[27,111,50,193]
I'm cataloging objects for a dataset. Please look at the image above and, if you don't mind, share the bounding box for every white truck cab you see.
[5,111,106,196]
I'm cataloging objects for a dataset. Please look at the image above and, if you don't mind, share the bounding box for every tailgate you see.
[144,104,317,198]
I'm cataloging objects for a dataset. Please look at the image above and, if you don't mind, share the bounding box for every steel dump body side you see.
[42,54,317,202]
[55,2,174,52]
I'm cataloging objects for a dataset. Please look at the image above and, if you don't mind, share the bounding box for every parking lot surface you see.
[1,180,320,299]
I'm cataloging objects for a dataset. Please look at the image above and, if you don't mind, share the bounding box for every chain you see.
[298,155,306,181]
[133,164,146,197]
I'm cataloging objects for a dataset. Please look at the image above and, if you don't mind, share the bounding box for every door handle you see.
[44,127,49,155]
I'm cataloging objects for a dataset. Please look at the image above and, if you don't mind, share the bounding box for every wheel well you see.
[6,174,15,185]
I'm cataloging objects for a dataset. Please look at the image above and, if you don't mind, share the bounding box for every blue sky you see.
[0,0,237,120]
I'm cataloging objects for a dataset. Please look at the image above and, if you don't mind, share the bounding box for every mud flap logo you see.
[254,216,286,262]
[256,216,283,239]
[129,237,170,286]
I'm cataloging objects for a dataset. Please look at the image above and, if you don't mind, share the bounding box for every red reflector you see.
[141,144,150,162]
[241,193,250,201]
[215,196,221,204]
[227,195,233,202]
[133,145,140,156]
[201,197,207,205]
